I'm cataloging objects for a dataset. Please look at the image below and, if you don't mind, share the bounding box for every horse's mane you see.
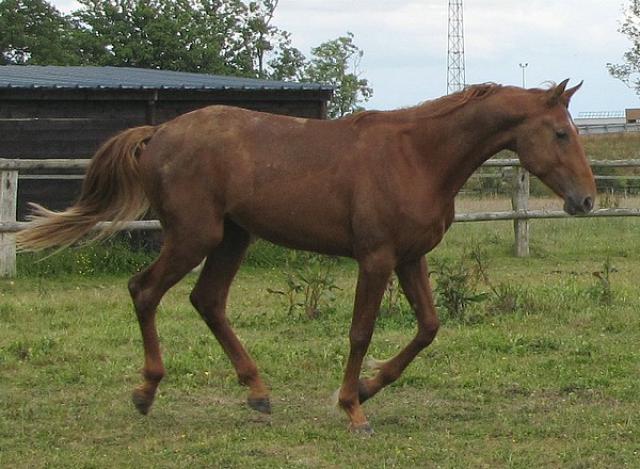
[347,82,507,126]
[418,82,504,118]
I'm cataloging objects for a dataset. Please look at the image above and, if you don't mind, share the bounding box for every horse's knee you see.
[349,330,373,350]
[128,273,142,298]
[128,273,148,315]
[190,286,217,311]
[189,287,203,312]
[416,316,440,347]
[426,316,440,336]
[129,272,158,317]
[190,287,225,328]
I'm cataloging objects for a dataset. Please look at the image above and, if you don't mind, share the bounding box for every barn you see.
[0,65,333,219]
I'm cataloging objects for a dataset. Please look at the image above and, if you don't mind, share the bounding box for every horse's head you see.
[513,79,596,215]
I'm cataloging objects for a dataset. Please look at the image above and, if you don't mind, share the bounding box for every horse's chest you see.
[396,202,454,257]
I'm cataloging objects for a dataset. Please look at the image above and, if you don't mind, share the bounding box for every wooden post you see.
[146,90,158,125]
[0,170,18,277]
[511,167,530,257]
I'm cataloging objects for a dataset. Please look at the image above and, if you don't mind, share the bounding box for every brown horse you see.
[17,79,595,434]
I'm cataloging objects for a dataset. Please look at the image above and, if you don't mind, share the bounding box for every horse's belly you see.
[230,201,353,257]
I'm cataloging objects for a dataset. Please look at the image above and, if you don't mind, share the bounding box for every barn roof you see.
[0,65,333,92]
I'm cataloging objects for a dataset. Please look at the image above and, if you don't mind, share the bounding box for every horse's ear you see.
[561,80,583,107]
[546,79,570,106]
[547,79,581,107]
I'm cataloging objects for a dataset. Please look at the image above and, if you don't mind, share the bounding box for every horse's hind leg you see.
[129,230,218,415]
[189,221,270,414]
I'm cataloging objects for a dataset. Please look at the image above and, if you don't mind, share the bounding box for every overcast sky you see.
[52,0,639,116]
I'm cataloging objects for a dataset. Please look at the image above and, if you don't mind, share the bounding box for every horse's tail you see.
[16,125,157,252]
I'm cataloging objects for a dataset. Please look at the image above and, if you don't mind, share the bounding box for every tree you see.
[239,0,305,80]
[0,0,79,65]
[608,1,640,92]
[304,32,373,118]
[266,29,306,81]
[71,0,250,75]
[0,0,374,116]
[69,0,305,78]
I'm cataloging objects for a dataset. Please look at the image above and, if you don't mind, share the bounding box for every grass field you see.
[2,210,640,468]
[582,132,640,161]
[2,132,640,467]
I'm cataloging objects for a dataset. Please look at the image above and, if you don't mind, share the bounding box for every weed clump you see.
[379,275,411,317]
[431,242,540,323]
[589,257,616,306]
[267,252,340,319]
[488,283,537,316]
[431,257,489,323]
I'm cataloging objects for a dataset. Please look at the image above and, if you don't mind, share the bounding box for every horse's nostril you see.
[583,196,594,212]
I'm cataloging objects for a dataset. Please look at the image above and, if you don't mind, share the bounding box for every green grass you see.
[2,215,640,468]
[582,132,640,161]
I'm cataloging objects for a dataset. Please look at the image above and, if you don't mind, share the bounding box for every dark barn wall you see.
[0,89,329,220]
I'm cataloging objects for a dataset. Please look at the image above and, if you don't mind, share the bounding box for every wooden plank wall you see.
[0,90,324,220]
[0,95,325,220]
[0,118,142,158]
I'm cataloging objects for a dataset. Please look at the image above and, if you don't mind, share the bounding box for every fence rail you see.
[454,208,640,222]
[576,123,640,135]
[1,157,640,277]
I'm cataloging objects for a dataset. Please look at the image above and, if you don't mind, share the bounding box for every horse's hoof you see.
[349,422,374,436]
[132,388,154,415]
[247,397,272,414]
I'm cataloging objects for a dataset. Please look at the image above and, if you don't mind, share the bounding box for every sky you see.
[51,0,640,116]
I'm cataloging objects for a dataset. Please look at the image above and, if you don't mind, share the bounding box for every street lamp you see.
[519,63,528,88]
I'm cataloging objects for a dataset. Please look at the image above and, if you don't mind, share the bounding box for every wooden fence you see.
[576,122,640,135]
[2,157,640,277]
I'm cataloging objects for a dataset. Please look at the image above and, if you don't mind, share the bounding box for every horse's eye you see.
[555,130,569,140]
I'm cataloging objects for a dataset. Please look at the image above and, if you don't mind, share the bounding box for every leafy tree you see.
[0,0,374,117]
[69,0,305,78]
[71,0,249,74]
[0,0,80,65]
[239,0,305,80]
[266,30,306,81]
[608,1,640,92]
[304,32,373,118]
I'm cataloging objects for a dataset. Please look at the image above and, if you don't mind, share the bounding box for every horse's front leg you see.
[358,256,440,404]
[337,251,394,434]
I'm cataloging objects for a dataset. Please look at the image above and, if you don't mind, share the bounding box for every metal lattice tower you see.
[447,0,465,94]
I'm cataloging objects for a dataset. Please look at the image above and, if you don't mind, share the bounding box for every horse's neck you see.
[413,92,524,197]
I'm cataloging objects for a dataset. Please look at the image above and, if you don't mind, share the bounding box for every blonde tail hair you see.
[16,126,156,252]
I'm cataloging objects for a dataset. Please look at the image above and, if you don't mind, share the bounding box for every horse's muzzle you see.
[564,195,594,215]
